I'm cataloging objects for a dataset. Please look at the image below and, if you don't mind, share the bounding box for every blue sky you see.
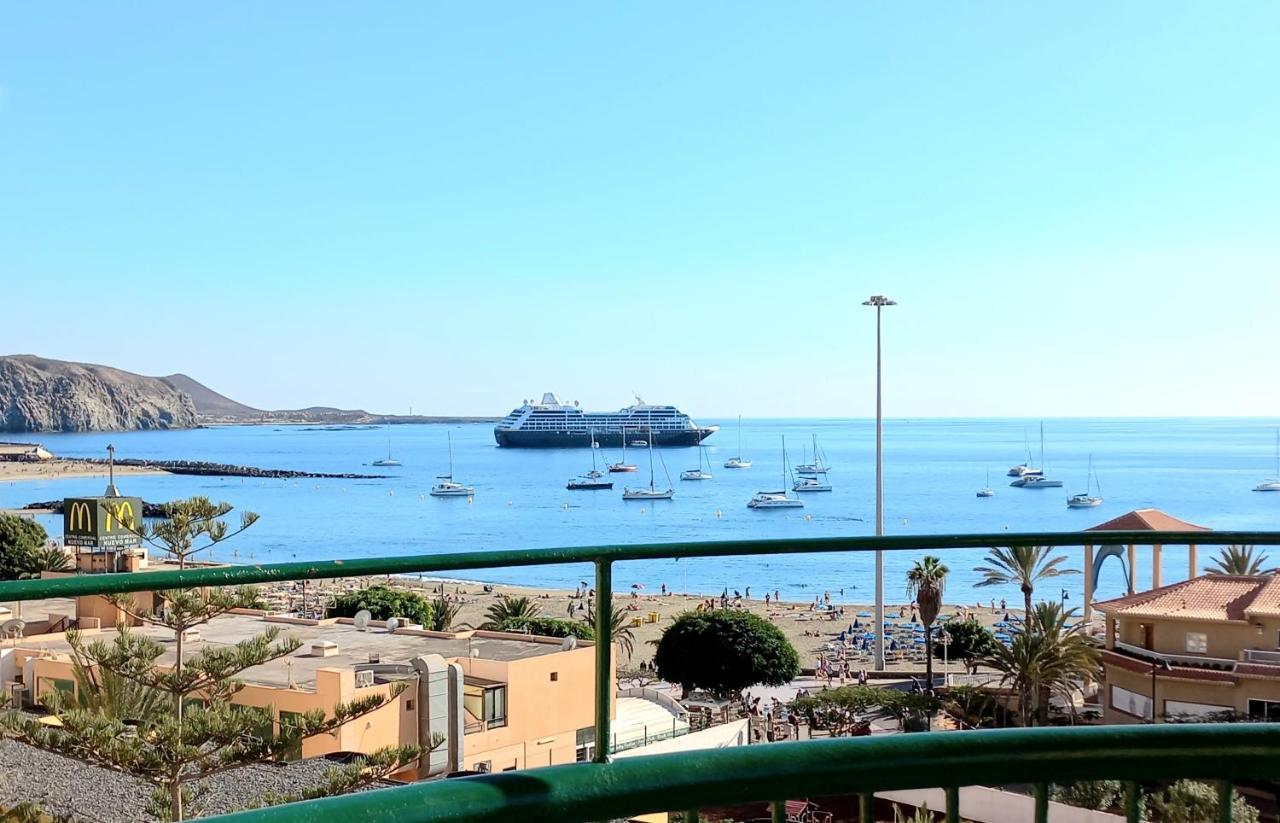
[2,3,1277,417]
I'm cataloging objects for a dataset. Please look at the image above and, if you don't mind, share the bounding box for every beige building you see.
[1,610,610,778]
[1096,575,1280,724]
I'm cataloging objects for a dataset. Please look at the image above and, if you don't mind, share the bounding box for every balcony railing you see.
[1,530,1278,822]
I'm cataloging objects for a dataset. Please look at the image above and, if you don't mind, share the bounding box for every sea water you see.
[3,419,1278,607]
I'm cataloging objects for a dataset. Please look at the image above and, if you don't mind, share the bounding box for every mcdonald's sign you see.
[63,496,144,550]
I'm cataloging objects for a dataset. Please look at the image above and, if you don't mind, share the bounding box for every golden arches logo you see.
[104,500,136,533]
[67,501,93,532]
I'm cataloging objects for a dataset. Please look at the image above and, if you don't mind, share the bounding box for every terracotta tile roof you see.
[1086,508,1211,532]
[1094,575,1280,622]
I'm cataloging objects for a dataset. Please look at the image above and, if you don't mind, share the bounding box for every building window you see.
[1111,684,1153,721]
[405,699,414,711]
[1185,632,1208,654]
[463,681,508,731]
[550,672,558,682]
[1248,699,1280,721]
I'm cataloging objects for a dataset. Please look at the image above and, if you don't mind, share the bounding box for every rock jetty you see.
[82,458,388,480]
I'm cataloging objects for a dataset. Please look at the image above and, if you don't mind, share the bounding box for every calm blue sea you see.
[3,419,1278,607]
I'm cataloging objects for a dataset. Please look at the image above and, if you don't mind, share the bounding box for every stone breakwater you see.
[25,499,172,517]
[80,458,388,480]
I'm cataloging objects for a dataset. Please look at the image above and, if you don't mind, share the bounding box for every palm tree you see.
[973,545,1079,617]
[584,602,636,660]
[906,556,949,689]
[1206,545,1274,576]
[24,544,72,574]
[481,595,541,630]
[985,602,1099,726]
[427,596,461,632]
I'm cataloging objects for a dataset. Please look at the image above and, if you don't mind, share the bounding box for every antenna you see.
[385,617,401,633]
[353,610,372,631]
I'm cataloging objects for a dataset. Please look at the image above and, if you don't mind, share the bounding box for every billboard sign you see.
[63,496,144,550]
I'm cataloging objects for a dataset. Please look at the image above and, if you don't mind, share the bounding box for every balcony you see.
[1,529,1278,822]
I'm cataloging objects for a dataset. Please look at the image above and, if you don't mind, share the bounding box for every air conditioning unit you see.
[355,670,375,688]
[8,683,29,710]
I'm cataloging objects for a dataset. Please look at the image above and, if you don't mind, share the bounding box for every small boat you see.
[723,415,752,469]
[623,437,673,500]
[749,436,803,509]
[1067,455,1103,508]
[977,470,995,498]
[793,475,832,493]
[429,433,474,497]
[608,432,638,473]
[1007,431,1037,476]
[569,432,613,490]
[680,444,713,481]
[630,440,648,448]
[1011,422,1061,488]
[794,434,830,476]
[1254,430,1280,492]
[371,423,402,467]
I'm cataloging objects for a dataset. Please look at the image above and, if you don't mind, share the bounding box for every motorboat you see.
[567,477,613,490]
[429,433,474,497]
[723,415,752,469]
[623,437,674,500]
[793,476,832,493]
[630,440,648,448]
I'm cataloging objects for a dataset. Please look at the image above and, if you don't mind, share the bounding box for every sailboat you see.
[794,434,830,476]
[1010,422,1062,488]
[1254,429,1280,492]
[568,431,613,490]
[976,470,995,498]
[749,436,804,508]
[680,444,713,481]
[371,423,402,467]
[1067,455,1103,507]
[429,432,474,497]
[1007,430,1038,477]
[723,415,752,469]
[608,430,638,473]
[623,437,674,500]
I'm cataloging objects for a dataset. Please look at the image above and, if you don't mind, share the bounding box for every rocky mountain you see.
[160,372,262,419]
[0,355,198,433]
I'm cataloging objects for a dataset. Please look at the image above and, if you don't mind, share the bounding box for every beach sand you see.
[261,575,1016,673]
[0,460,169,483]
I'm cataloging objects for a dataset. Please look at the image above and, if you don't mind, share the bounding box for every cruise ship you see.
[494,393,718,448]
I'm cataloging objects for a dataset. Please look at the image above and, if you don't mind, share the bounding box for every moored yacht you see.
[749,436,803,509]
[623,437,673,500]
[724,416,752,469]
[569,432,613,490]
[1011,422,1061,488]
[976,470,995,498]
[793,475,831,493]
[794,434,830,476]
[1254,430,1280,492]
[429,433,474,497]
[680,444,713,481]
[1067,455,1103,507]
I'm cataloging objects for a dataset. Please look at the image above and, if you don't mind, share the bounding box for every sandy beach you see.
[0,459,169,484]
[260,575,1017,673]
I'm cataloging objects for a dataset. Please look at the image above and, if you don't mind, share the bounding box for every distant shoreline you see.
[0,459,168,484]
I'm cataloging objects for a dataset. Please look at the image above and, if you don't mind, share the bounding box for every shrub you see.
[1149,780,1258,823]
[497,617,594,640]
[0,513,47,580]
[329,585,433,627]
[655,610,799,698]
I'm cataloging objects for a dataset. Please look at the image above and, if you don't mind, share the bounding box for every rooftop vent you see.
[311,640,338,657]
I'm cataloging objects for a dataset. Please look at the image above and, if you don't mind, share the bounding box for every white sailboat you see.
[1067,455,1103,508]
[429,432,474,497]
[680,444,713,481]
[723,415,752,469]
[1011,422,1063,488]
[794,434,830,476]
[976,470,995,498]
[1254,430,1280,492]
[371,423,402,467]
[749,436,804,508]
[793,475,832,493]
[623,437,673,500]
[1007,430,1038,477]
[568,431,613,490]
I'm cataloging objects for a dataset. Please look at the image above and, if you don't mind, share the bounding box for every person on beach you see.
[774,589,780,602]
[1000,598,1007,611]
[765,593,771,606]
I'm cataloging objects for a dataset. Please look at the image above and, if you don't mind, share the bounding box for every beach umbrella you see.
[913,637,925,644]
[857,611,872,618]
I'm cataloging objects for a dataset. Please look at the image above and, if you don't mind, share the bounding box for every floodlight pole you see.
[863,295,896,671]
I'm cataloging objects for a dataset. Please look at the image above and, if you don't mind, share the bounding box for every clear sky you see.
[2,3,1277,418]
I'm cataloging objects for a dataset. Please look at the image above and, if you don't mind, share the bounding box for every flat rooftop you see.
[19,612,574,690]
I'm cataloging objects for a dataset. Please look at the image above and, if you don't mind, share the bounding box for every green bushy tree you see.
[655,610,799,698]
[329,585,434,627]
[0,513,47,580]
[1149,780,1258,823]
[935,619,998,672]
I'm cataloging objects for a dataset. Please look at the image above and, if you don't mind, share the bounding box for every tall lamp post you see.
[863,295,896,670]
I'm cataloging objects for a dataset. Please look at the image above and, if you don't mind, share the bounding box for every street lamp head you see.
[862,295,897,307]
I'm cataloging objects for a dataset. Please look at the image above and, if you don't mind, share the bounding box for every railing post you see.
[685,810,699,823]
[1124,781,1141,823]
[860,792,875,822]
[945,786,959,823]
[770,800,785,823]
[1034,783,1048,823]
[1218,780,1234,823]
[594,558,613,763]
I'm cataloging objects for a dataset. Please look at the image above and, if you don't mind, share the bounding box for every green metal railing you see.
[1,531,1277,822]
